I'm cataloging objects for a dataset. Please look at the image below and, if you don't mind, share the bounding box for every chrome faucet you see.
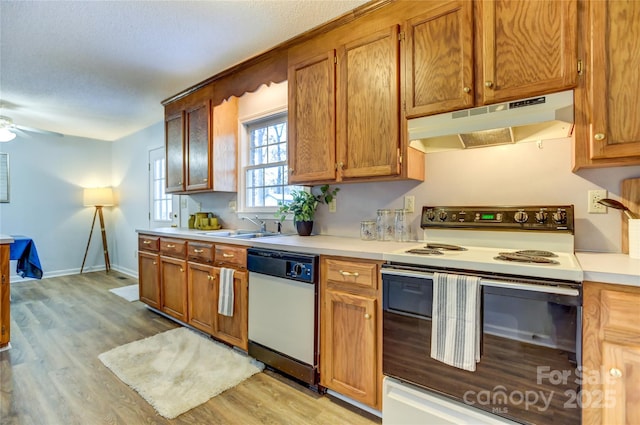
[243,215,267,232]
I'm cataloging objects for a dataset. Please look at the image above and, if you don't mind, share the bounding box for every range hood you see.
[408,90,574,153]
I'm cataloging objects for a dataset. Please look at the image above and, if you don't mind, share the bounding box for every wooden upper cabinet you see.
[185,99,211,191]
[405,1,474,117]
[288,51,337,184]
[211,97,238,192]
[574,0,640,169]
[337,25,401,180]
[165,111,184,193]
[478,0,578,104]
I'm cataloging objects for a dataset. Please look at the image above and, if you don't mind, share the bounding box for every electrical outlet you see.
[404,195,415,213]
[228,200,237,212]
[329,197,337,213]
[588,189,607,214]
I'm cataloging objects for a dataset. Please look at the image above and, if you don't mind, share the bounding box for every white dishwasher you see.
[247,248,319,386]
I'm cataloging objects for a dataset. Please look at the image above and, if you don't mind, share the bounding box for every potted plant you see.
[277,185,339,236]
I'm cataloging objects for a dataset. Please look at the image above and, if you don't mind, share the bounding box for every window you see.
[242,112,301,212]
[148,147,174,228]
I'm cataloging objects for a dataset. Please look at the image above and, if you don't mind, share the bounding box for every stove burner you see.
[513,250,557,257]
[406,248,444,255]
[425,243,467,251]
[495,252,559,264]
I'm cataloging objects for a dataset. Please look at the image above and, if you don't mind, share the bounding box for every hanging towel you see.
[218,267,235,317]
[430,272,481,372]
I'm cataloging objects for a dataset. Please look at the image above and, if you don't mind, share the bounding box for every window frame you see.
[238,107,301,216]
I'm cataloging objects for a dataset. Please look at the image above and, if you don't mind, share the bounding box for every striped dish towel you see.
[430,272,481,372]
[218,267,235,317]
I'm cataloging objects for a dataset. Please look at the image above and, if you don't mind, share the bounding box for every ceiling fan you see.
[0,115,63,142]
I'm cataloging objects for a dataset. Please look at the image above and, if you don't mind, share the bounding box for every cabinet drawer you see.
[325,258,378,290]
[160,238,187,258]
[138,235,159,252]
[188,241,214,264]
[215,244,247,269]
[601,289,640,334]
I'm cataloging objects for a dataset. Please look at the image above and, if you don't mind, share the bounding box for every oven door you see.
[382,267,582,425]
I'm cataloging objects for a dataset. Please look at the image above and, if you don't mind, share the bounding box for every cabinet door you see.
[602,341,640,425]
[0,245,9,348]
[160,256,188,322]
[165,111,185,193]
[138,251,161,309]
[288,51,337,184]
[479,0,577,104]
[212,97,238,192]
[337,25,400,180]
[187,262,215,334]
[185,100,211,192]
[321,288,377,407]
[588,0,640,162]
[405,1,474,117]
[212,268,248,350]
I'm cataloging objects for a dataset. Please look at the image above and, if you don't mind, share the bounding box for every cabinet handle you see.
[143,240,151,245]
[152,261,157,265]
[364,313,371,319]
[203,178,208,182]
[289,167,294,175]
[463,86,471,93]
[207,275,215,281]
[223,253,234,258]
[339,270,359,278]
[609,368,622,378]
[484,81,493,88]
[180,267,184,272]
[193,249,204,253]
[594,133,606,141]
[166,244,175,248]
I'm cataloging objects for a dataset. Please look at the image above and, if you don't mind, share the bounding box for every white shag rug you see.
[98,327,263,419]
[109,284,139,302]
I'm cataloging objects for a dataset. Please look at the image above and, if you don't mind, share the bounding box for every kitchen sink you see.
[199,229,281,239]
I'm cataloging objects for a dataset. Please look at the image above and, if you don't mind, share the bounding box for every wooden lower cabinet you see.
[0,243,10,349]
[211,267,248,350]
[138,251,161,309]
[583,281,640,424]
[187,262,216,334]
[320,256,382,410]
[160,256,188,322]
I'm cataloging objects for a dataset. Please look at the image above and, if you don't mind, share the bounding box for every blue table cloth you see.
[9,235,43,279]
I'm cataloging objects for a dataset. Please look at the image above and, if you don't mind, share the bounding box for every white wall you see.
[110,122,164,276]
[0,131,112,279]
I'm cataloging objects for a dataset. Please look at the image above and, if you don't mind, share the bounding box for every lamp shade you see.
[83,187,115,207]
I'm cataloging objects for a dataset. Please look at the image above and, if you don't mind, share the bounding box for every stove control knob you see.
[552,210,567,225]
[425,209,436,221]
[438,210,448,222]
[535,210,548,223]
[514,210,529,223]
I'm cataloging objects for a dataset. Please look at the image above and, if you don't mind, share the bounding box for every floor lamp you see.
[81,187,114,273]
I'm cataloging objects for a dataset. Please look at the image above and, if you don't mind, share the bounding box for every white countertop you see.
[138,228,640,287]
[0,234,14,244]
[576,252,640,287]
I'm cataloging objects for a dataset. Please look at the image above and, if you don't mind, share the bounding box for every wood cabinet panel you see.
[337,25,400,180]
[214,244,247,269]
[160,256,188,322]
[138,235,159,252]
[405,1,474,117]
[185,100,211,191]
[325,258,378,290]
[574,0,640,168]
[188,241,214,264]
[187,262,215,334]
[321,289,377,407]
[288,51,337,184]
[212,268,248,350]
[478,0,577,104]
[212,97,238,192]
[160,238,187,259]
[165,111,184,193]
[0,244,9,348]
[138,251,161,309]
[583,282,640,425]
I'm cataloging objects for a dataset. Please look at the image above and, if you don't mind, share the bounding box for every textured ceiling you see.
[0,0,368,141]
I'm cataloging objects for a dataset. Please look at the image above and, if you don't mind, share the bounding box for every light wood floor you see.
[0,272,381,425]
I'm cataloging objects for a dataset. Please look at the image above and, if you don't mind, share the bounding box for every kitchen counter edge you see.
[136,227,418,261]
[576,252,640,287]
